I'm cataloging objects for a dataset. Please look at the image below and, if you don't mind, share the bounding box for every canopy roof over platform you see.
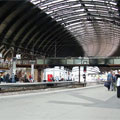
[0,0,120,59]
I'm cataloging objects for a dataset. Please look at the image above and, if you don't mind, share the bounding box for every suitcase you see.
[117,86,120,98]
[104,81,110,88]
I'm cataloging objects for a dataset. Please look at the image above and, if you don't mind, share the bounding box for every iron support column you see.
[79,66,80,83]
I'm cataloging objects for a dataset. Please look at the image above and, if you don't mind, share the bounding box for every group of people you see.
[0,73,10,83]
[105,70,120,98]
[0,72,33,83]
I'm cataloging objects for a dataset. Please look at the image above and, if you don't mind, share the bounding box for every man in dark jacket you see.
[107,71,113,91]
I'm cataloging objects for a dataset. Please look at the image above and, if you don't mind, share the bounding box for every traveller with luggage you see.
[105,71,113,91]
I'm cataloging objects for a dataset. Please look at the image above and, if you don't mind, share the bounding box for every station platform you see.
[0,81,86,92]
[0,85,119,120]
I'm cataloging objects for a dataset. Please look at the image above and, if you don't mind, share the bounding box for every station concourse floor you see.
[0,86,119,120]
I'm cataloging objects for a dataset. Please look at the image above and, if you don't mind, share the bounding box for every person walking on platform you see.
[5,73,10,83]
[112,72,117,91]
[107,71,113,91]
[11,73,15,83]
[116,70,120,98]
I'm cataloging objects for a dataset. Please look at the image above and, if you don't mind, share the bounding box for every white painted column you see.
[31,64,34,82]
[63,69,65,81]
[44,69,46,81]
[53,67,55,80]
[13,60,16,75]
[12,57,16,83]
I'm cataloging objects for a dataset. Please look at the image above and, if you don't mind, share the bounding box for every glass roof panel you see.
[30,0,120,57]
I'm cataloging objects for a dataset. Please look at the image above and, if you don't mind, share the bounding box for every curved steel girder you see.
[54,11,86,20]
[66,19,120,29]
[47,0,79,6]
[36,28,71,53]
[32,28,64,54]
[21,17,56,48]
[56,47,65,57]
[64,15,120,26]
[0,45,5,53]
[45,41,68,57]
[82,1,116,7]
[1,48,6,56]
[0,0,84,57]
[15,11,48,47]
[36,1,80,9]
[33,27,64,50]
[48,42,82,57]
[47,32,83,54]
[39,0,117,12]
[48,6,82,15]
[28,22,62,49]
[34,19,73,50]
[58,42,84,57]
[0,2,23,43]
[0,2,20,26]
[21,18,56,50]
[73,32,120,41]
[59,14,120,25]
[3,47,14,59]
[7,7,40,45]
[53,46,70,57]
[70,26,120,36]
[33,25,64,50]
[25,31,41,48]
[43,1,117,12]
[48,38,78,56]
[11,9,44,43]
[46,5,117,19]
[3,48,11,58]
[1,46,14,57]
[42,29,72,53]
[0,1,31,44]
[67,21,120,31]
[44,33,77,56]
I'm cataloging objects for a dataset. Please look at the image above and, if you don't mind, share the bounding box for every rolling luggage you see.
[104,81,110,88]
[104,81,110,90]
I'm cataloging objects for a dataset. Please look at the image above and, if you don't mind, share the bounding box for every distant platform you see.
[0,81,86,92]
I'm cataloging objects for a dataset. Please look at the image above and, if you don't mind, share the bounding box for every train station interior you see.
[0,0,120,82]
[0,0,120,120]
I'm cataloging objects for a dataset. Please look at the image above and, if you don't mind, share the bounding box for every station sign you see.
[16,54,21,59]
[67,59,73,64]
[37,59,44,64]
[30,60,36,64]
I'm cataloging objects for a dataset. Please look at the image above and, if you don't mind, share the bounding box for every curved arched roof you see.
[31,0,120,57]
[0,0,84,59]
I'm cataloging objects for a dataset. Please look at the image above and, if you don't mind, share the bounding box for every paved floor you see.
[0,86,119,120]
